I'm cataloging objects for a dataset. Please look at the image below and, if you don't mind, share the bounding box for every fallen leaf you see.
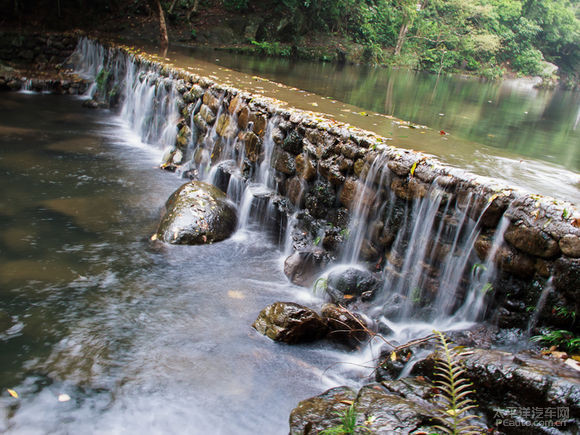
[227,290,244,299]
[390,351,397,361]
[58,394,71,402]
[7,389,18,398]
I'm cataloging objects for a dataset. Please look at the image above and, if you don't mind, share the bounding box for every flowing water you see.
[0,93,358,434]
[0,38,572,433]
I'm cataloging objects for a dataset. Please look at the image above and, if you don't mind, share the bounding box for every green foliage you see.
[432,331,482,435]
[319,403,372,434]
[250,41,291,57]
[261,0,579,78]
[531,329,580,354]
[95,68,110,93]
[313,277,328,296]
[553,305,576,323]
[223,0,248,11]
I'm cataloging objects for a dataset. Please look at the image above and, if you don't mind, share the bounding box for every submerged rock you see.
[156,181,237,245]
[252,302,328,344]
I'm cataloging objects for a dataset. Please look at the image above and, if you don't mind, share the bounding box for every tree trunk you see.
[168,0,179,14]
[154,0,169,49]
[394,14,409,56]
[187,0,200,21]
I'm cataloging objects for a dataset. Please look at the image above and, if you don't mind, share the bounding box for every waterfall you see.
[70,37,516,330]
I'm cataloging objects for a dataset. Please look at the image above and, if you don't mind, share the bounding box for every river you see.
[0,92,361,434]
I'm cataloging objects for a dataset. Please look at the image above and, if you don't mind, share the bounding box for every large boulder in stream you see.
[155,181,237,245]
[252,302,328,344]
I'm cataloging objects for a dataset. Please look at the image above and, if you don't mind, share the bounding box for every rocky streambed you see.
[2,32,579,434]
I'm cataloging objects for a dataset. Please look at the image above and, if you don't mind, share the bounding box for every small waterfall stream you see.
[70,37,524,353]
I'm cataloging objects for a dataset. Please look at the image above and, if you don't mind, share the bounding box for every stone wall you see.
[0,31,88,93]
[10,34,580,330]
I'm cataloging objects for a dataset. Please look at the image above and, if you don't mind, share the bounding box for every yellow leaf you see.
[446,409,457,416]
[150,234,158,241]
[410,161,418,177]
[310,102,318,107]
[7,389,18,398]
[227,290,244,299]
[390,351,397,361]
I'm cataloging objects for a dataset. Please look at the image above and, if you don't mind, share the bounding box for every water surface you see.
[0,93,357,434]
[149,44,580,204]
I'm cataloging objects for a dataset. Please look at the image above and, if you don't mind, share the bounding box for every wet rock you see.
[326,267,382,304]
[295,153,317,181]
[176,125,191,149]
[475,234,536,279]
[252,302,327,344]
[289,386,357,435]
[285,176,307,208]
[237,106,250,130]
[387,160,413,177]
[249,112,267,136]
[284,248,330,287]
[353,159,365,177]
[559,234,580,257]
[240,131,261,162]
[282,130,303,154]
[552,257,580,303]
[215,113,237,140]
[272,127,285,146]
[271,149,296,175]
[318,157,345,186]
[354,384,438,434]
[390,177,428,201]
[305,180,335,219]
[228,93,243,114]
[202,91,220,112]
[414,347,580,432]
[376,348,416,381]
[504,223,561,259]
[339,177,375,210]
[198,104,216,125]
[321,304,371,347]
[155,181,237,245]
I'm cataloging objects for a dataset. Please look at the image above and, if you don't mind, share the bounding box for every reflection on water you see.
[153,44,580,203]
[0,93,355,434]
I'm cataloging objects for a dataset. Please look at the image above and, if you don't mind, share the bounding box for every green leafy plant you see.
[319,403,372,434]
[432,331,482,435]
[479,282,493,295]
[553,306,577,323]
[531,329,580,354]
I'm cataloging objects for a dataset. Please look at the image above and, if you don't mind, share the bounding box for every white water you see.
[69,37,528,382]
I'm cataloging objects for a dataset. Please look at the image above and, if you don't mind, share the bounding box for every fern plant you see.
[432,331,482,435]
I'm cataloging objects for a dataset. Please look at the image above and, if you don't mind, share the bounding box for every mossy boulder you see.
[156,181,237,245]
[252,302,328,344]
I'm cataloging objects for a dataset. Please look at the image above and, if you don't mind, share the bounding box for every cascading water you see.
[71,37,515,354]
